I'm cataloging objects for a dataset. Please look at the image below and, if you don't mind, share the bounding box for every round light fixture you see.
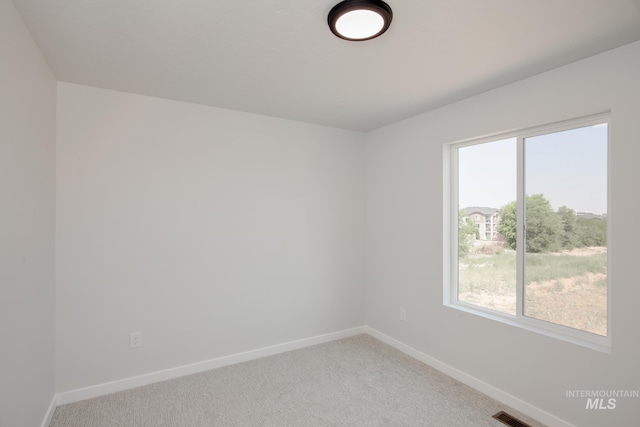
[328,0,393,41]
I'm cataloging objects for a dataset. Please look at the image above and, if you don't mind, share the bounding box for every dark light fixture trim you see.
[328,0,393,41]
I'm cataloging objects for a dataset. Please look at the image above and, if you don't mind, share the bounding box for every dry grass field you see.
[458,246,607,336]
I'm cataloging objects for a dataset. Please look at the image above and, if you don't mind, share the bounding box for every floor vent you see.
[492,410,532,427]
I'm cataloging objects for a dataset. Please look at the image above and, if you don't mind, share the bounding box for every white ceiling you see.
[12,0,640,131]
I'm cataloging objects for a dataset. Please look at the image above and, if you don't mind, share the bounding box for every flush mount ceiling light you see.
[328,0,393,41]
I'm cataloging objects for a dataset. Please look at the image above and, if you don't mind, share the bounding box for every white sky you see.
[458,124,608,215]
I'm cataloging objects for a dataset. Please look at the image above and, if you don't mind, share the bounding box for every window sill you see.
[444,300,611,354]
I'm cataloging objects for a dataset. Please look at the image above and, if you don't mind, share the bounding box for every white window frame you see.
[443,113,611,353]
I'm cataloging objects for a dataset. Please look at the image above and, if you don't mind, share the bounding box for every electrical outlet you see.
[400,308,407,322]
[129,331,142,349]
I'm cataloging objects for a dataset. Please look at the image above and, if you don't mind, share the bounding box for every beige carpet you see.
[50,334,545,426]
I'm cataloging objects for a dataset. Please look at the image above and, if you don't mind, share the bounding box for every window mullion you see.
[516,136,525,319]
[450,146,459,304]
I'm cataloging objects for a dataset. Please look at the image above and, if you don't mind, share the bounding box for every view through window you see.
[454,118,608,338]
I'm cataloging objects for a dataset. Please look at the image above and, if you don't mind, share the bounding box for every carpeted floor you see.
[49,334,545,426]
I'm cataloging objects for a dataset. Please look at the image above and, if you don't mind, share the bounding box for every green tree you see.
[557,205,579,249]
[498,194,563,253]
[458,210,477,257]
[525,194,563,253]
[576,217,607,247]
[498,201,517,250]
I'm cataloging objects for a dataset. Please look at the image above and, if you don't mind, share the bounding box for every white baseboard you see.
[56,326,366,405]
[52,325,570,427]
[364,326,573,427]
[40,394,58,427]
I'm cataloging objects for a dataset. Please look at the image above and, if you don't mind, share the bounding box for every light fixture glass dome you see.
[335,10,384,40]
[328,0,393,41]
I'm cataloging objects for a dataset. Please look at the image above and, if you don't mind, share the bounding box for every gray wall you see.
[0,0,57,425]
[365,41,640,426]
[55,83,366,392]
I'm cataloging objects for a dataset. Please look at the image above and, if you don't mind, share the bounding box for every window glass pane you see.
[457,138,517,314]
[524,124,607,335]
